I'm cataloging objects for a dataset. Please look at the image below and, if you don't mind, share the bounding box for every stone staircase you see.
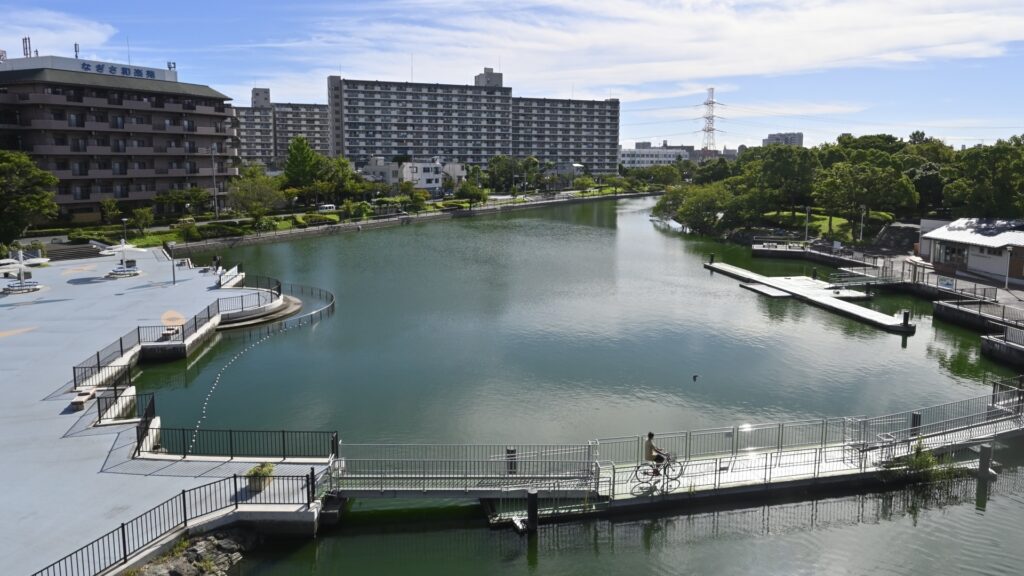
[45,243,106,261]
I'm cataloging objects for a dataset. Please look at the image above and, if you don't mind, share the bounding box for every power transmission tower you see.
[701,87,717,162]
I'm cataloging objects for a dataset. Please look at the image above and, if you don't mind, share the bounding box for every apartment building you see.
[619,145,689,169]
[0,55,238,221]
[329,68,619,174]
[234,88,330,168]
[360,156,466,196]
[762,132,804,147]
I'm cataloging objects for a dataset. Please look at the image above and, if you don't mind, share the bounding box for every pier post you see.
[902,310,910,327]
[910,412,922,437]
[708,253,715,264]
[977,443,993,510]
[811,268,817,280]
[978,443,993,478]
[526,488,539,534]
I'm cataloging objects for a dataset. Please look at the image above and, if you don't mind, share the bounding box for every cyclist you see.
[644,431,668,476]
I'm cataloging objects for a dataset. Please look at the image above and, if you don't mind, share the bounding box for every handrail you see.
[30,472,318,576]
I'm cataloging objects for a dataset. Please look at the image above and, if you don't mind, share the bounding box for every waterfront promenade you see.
[0,250,308,574]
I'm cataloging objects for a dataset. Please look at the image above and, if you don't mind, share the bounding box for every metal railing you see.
[329,459,595,493]
[137,428,338,460]
[337,443,593,462]
[137,301,220,344]
[30,472,317,576]
[937,298,1024,329]
[899,264,999,301]
[133,394,157,457]
[596,418,852,464]
[71,327,140,389]
[96,392,153,425]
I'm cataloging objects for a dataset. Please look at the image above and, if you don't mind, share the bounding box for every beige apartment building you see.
[235,88,330,168]
[0,55,239,221]
[329,68,620,174]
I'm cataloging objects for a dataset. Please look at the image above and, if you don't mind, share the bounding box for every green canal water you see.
[136,198,1024,575]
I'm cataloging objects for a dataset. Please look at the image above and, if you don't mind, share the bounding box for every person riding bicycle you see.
[644,431,668,476]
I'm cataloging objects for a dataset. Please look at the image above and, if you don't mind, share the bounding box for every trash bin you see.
[125,259,137,269]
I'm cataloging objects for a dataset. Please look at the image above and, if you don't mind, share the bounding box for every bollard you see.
[811,268,817,280]
[526,488,539,534]
[506,447,518,476]
[708,253,715,264]
[910,412,921,437]
[902,310,910,326]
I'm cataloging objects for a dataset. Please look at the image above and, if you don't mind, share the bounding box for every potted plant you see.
[245,462,275,493]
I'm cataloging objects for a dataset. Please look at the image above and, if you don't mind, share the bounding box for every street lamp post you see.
[859,205,866,242]
[167,241,176,285]
[804,206,810,242]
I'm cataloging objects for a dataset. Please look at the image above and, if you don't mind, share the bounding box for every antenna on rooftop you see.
[22,36,31,57]
[126,36,132,66]
[410,53,414,82]
[74,43,79,59]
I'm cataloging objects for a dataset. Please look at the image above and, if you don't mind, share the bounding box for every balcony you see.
[82,96,108,107]
[84,121,109,131]
[122,99,152,110]
[90,169,113,178]
[127,146,155,154]
[126,124,153,133]
[128,168,157,177]
[32,119,70,130]
[33,145,72,154]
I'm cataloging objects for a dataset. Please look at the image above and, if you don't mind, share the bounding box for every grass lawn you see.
[130,230,183,247]
[764,211,852,242]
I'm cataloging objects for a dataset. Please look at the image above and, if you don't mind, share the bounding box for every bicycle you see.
[632,452,684,486]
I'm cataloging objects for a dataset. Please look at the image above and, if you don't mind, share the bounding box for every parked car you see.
[317,204,336,212]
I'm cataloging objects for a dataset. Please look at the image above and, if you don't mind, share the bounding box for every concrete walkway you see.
[0,250,265,574]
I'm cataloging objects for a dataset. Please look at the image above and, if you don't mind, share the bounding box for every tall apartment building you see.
[762,132,804,147]
[0,55,239,221]
[234,88,330,168]
[329,68,619,173]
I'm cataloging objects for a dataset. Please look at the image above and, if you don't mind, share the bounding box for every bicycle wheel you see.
[664,458,684,481]
[633,462,657,484]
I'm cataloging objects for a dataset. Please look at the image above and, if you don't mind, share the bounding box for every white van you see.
[317,204,336,212]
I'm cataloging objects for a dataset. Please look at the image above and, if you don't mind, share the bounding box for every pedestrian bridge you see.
[318,378,1024,510]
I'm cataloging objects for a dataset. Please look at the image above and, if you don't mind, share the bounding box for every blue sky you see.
[4,0,1024,149]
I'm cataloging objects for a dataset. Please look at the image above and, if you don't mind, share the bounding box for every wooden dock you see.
[704,261,915,334]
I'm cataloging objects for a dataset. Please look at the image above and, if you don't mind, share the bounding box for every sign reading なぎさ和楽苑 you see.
[0,55,178,82]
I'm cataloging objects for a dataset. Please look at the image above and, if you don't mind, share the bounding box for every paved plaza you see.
[0,249,275,574]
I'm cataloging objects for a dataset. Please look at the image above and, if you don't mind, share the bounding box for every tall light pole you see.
[859,205,866,242]
[804,206,810,242]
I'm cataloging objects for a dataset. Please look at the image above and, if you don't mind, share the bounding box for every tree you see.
[0,150,59,244]
[942,141,1024,217]
[407,188,430,212]
[573,176,596,191]
[456,180,488,206]
[131,207,154,235]
[813,163,858,237]
[228,169,285,230]
[486,155,517,194]
[318,156,358,202]
[676,182,733,235]
[760,145,819,219]
[99,198,122,224]
[282,136,323,190]
[693,158,732,184]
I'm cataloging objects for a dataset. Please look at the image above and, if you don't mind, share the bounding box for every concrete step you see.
[45,243,105,261]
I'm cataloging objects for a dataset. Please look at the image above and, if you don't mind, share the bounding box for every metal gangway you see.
[319,443,601,498]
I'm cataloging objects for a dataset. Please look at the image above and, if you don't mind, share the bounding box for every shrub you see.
[302,213,337,226]
[67,230,115,245]
[245,462,275,477]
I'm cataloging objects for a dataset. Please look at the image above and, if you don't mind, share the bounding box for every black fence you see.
[71,327,140,389]
[31,472,319,576]
[137,300,220,344]
[96,392,154,425]
[133,395,157,457]
[139,428,339,460]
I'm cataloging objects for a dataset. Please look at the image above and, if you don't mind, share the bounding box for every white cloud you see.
[0,9,116,58]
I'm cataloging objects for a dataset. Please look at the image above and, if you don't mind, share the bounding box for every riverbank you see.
[166,191,663,257]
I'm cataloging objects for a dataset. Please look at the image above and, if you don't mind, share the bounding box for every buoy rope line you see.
[187,325,288,453]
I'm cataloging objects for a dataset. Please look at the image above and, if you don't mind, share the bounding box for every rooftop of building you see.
[0,67,230,100]
[923,218,1024,248]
